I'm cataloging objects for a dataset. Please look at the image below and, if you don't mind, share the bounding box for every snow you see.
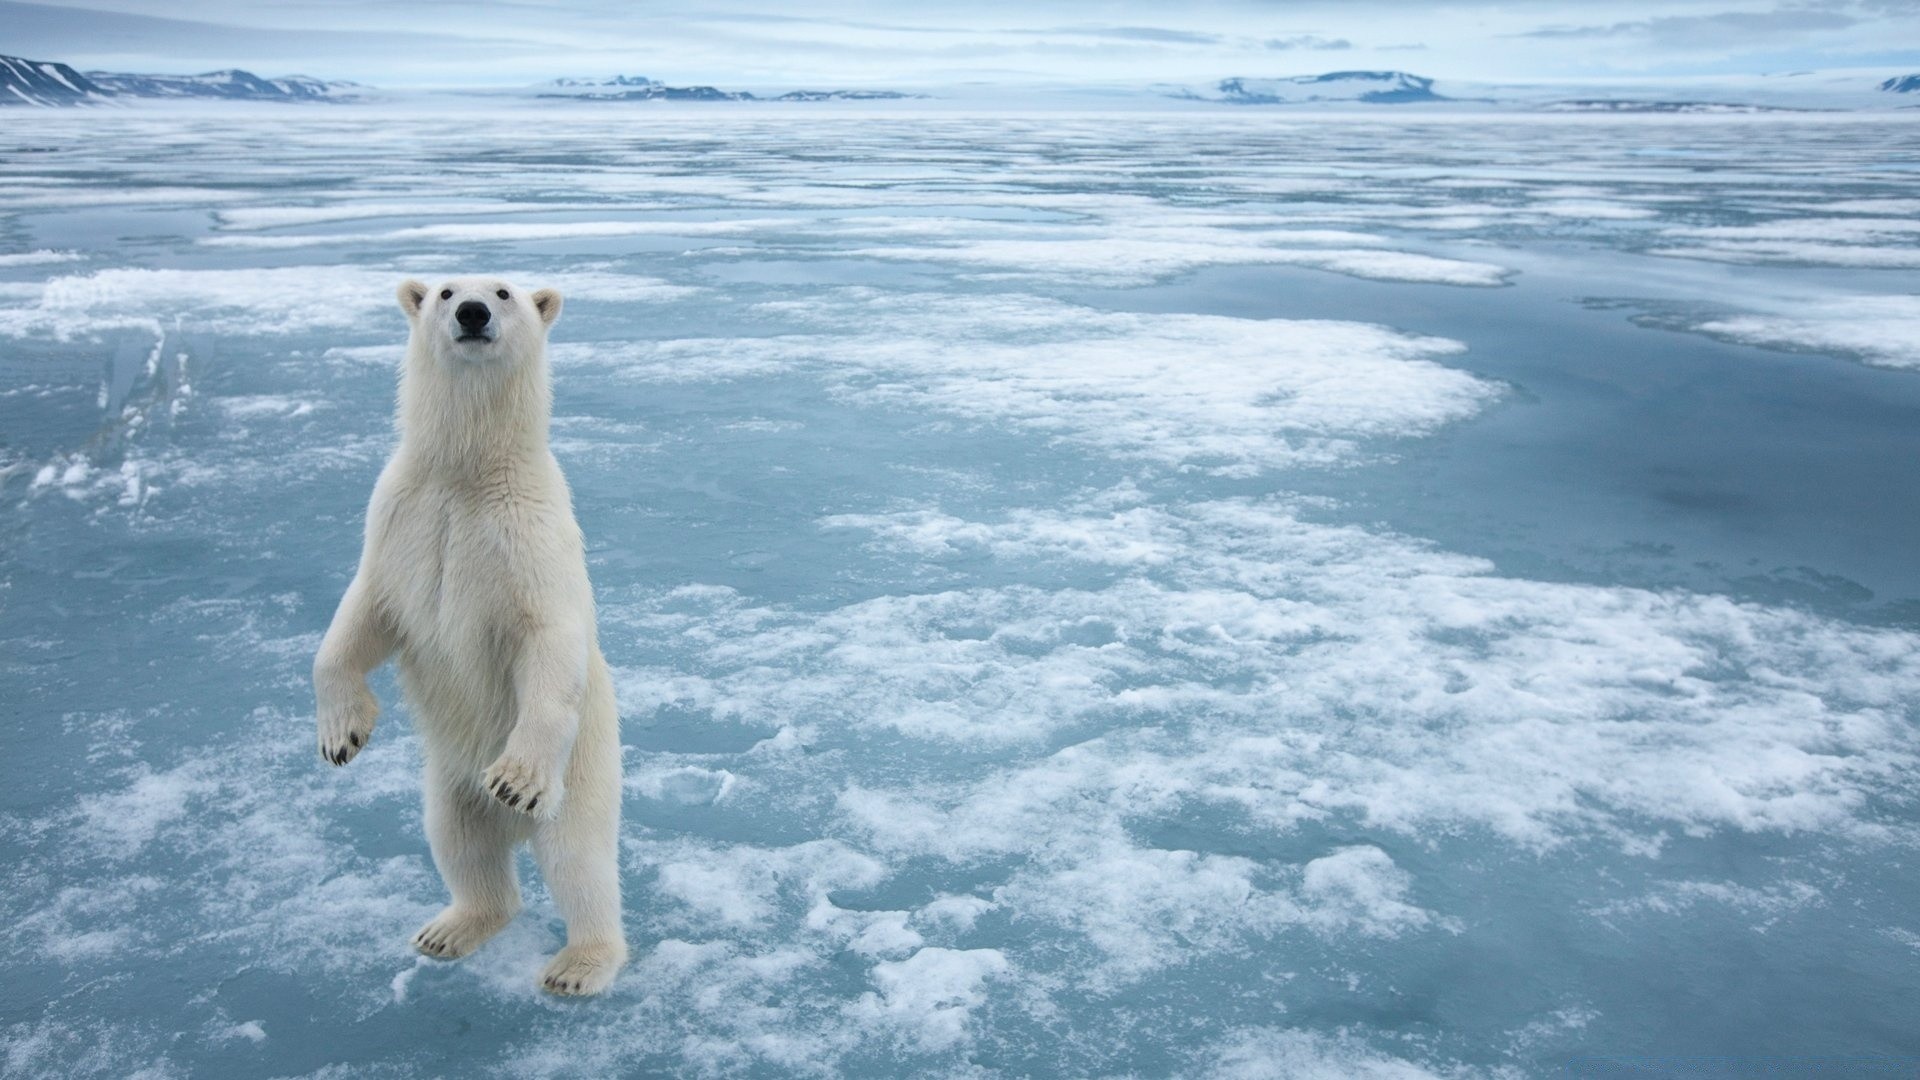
[1693,294,1920,370]
[0,250,82,266]
[841,232,1511,286]
[848,947,1009,1051]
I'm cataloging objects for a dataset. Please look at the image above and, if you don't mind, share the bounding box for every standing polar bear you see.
[312,277,625,996]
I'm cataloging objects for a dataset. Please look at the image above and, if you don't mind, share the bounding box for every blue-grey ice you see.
[3,105,1919,1077]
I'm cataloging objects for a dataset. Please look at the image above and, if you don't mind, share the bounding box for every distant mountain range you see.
[87,69,359,101]
[1169,68,1920,110]
[1,55,109,106]
[534,75,922,102]
[5,51,1918,110]
[1,53,358,105]
[1187,71,1445,105]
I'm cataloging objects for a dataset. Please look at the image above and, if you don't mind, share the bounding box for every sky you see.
[4,0,1919,88]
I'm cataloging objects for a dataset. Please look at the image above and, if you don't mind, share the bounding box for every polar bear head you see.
[396,276,561,363]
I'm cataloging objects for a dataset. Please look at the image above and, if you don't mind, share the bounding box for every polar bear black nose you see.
[455,300,491,332]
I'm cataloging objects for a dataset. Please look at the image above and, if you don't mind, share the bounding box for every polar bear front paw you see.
[483,753,562,817]
[316,680,378,766]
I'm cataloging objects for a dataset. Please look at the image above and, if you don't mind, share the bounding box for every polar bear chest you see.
[369,483,530,664]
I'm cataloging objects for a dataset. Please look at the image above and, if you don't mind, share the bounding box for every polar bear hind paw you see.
[412,906,513,959]
[540,941,626,996]
[483,754,560,817]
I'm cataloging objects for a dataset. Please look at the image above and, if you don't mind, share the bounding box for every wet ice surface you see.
[2,106,1919,1076]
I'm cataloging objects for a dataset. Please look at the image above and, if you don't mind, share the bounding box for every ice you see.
[731,292,1495,473]
[848,947,1009,1051]
[202,219,789,249]
[0,266,404,340]
[1205,1028,1469,1079]
[1692,294,1920,370]
[842,234,1513,286]
[1651,214,1920,268]
[214,201,644,230]
[0,250,81,266]
[3,105,1920,1077]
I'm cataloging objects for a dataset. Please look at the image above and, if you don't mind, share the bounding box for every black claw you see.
[349,733,361,747]
[509,793,523,808]
[525,797,538,812]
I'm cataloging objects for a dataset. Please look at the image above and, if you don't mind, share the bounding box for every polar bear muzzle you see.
[454,300,494,342]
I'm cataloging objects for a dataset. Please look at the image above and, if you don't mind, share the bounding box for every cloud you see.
[0,0,532,67]
[1519,8,1858,47]
[1027,24,1225,45]
[1263,34,1353,50]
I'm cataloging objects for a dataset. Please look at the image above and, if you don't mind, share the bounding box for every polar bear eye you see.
[439,289,452,300]
[496,289,510,300]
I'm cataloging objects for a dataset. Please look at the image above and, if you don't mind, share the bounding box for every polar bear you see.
[312,276,626,996]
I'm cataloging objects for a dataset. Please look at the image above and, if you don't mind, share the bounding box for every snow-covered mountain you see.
[0,54,111,106]
[2,53,362,105]
[1164,68,1920,110]
[85,69,361,101]
[1183,71,1446,105]
[538,77,752,101]
[766,89,921,101]
[536,75,919,102]
[550,75,660,89]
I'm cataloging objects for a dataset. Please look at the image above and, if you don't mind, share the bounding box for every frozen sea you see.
[2,104,1919,1077]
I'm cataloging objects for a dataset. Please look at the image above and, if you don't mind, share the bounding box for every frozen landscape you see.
[3,103,1920,1076]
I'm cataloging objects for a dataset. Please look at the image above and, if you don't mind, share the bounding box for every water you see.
[2,105,1918,1077]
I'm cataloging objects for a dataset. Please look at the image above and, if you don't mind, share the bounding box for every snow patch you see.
[847,947,1009,1052]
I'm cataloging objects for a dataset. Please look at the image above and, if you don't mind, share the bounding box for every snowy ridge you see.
[2,52,360,105]
[0,54,111,107]
[1200,70,1446,105]
[536,74,921,102]
[1168,68,1920,110]
[84,68,362,102]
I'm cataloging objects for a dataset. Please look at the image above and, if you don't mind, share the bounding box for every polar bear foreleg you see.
[413,763,528,959]
[483,622,588,816]
[314,574,394,766]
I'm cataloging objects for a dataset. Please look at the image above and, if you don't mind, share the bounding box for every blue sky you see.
[5,0,1919,87]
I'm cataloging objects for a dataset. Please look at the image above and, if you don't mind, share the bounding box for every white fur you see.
[313,276,626,996]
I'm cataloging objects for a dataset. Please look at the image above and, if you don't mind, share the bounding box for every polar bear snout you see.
[454,300,494,342]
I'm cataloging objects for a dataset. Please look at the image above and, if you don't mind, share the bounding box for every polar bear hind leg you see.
[413,762,528,959]
[530,699,626,996]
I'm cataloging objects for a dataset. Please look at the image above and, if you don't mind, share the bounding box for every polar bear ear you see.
[397,280,429,320]
[532,288,563,328]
